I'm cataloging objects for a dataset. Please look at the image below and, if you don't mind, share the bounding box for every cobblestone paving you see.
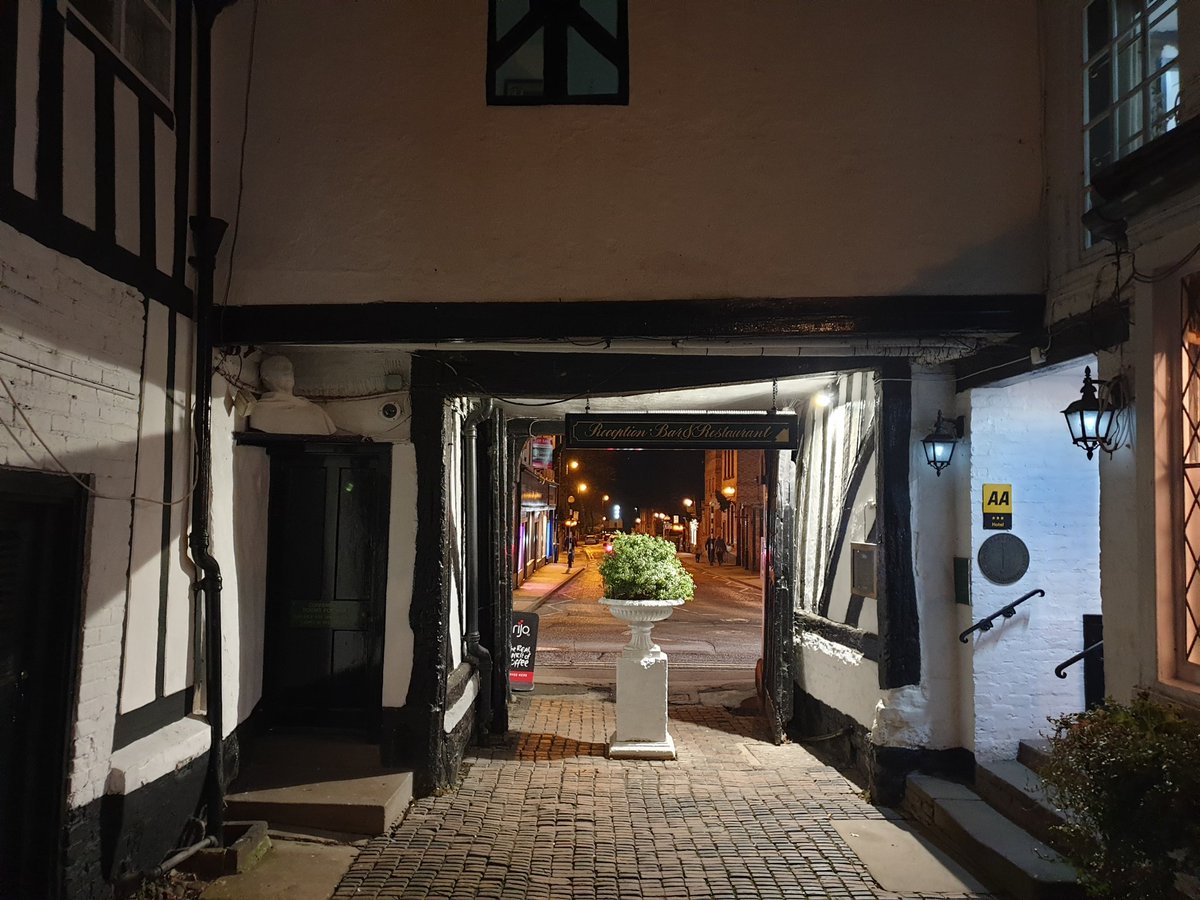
[334,695,993,900]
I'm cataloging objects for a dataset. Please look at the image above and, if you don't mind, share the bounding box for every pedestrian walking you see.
[715,537,726,566]
[566,536,575,572]
[705,536,715,565]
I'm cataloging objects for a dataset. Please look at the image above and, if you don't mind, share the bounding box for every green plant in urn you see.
[598,533,695,602]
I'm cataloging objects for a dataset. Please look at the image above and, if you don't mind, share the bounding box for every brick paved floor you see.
[334,694,994,900]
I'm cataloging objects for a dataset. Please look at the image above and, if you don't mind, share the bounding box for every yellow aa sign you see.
[982,483,1012,530]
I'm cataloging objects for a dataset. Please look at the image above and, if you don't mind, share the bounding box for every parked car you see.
[583,534,600,545]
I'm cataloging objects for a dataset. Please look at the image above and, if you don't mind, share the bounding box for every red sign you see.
[530,437,553,469]
[511,613,539,692]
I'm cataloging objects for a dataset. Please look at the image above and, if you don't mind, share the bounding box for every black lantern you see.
[1061,366,1117,460]
[921,410,962,476]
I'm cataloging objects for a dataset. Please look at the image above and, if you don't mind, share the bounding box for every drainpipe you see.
[463,399,494,737]
[190,0,226,842]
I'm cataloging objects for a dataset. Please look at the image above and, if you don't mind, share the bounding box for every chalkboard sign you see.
[511,612,539,691]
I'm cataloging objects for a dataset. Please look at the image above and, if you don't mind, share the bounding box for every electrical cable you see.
[1131,234,1200,284]
[218,0,259,309]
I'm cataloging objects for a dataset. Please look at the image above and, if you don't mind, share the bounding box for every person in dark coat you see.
[715,537,727,566]
[705,536,715,565]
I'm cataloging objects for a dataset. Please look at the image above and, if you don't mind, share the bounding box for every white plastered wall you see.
[209,375,270,734]
[446,400,466,673]
[0,223,143,808]
[211,1,1043,305]
[966,365,1101,760]
[874,369,969,751]
[794,372,883,732]
[1038,1,1200,709]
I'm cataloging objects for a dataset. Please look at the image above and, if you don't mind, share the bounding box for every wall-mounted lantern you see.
[921,410,964,476]
[1061,366,1121,460]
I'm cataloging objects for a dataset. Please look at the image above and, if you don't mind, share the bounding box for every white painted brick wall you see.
[967,364,1101,761]
[0,221,145,808]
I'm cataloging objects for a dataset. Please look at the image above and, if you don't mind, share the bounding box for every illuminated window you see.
[488,0,628,105]
[1082,0,1179,243]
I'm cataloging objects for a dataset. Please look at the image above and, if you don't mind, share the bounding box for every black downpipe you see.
[190,1,225,841]
[464,400,494,737]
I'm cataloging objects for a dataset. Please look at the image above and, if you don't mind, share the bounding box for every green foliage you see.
[597,533,695,602]
[1041,694,1200,899]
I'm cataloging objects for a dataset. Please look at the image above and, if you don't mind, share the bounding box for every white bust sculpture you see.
[250,355,337,435]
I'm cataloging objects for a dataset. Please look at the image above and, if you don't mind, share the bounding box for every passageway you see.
[334,693,990,899]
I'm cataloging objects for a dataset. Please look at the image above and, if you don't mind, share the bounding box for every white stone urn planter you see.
[599,597,685,759]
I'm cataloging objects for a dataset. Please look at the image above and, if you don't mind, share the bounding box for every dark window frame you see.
[486,0,629,106]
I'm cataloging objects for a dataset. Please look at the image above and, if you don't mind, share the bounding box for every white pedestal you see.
[609,651,675,759]
[599,601,683,761]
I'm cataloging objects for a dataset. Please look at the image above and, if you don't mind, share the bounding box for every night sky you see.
[562,448,704,528]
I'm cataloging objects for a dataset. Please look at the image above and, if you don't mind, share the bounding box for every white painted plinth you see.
[600,598,684,761]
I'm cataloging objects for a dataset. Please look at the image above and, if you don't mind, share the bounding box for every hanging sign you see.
[565,413,800,450]
[530,437,554,469]
[982,483,1013,530]
[511,612,539,691]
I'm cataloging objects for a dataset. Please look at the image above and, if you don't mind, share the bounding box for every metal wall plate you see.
[977,533,1030,585]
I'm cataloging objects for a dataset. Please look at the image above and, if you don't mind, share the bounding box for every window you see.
[1083,0,1180,239]
[69,0,174,101]
[1179,275,1200,683]
[487,0,628,105]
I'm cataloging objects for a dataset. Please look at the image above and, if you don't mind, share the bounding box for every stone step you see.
[226,769,413,836]
[227,734,414,836]
[974,759,1070,851]
[1018,737,1052,773]
[905,774,1081,900]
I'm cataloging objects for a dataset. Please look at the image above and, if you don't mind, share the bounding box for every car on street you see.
[583,534,599,545]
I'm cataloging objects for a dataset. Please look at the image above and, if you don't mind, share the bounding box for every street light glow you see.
[578,482,588,493]
[569,459,579,470]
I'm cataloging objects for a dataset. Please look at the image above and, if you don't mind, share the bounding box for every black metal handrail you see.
[959,588,1045,643]
[1055,640,1104,678]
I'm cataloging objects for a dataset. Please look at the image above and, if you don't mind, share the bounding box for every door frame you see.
[261,441,392,731]
[0,466,89,899]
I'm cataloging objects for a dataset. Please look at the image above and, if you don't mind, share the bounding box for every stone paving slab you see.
[334,695,998,900]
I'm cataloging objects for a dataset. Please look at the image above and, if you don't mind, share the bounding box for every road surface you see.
[535,548,763,671]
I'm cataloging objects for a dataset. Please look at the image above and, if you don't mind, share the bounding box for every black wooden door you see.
[264,447,390,730]
[0,473,85,899]
[761,450,796,743]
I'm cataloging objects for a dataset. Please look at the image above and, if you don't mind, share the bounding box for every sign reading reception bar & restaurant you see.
[565,413,801,450]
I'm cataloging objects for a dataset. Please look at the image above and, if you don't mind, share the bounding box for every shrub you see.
[597,533,695,602]
[1040,694,1200,899]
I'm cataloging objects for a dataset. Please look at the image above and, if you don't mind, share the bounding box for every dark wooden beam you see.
[954,301,1129,392]
[412,351,869,398]
[876,360,920,689]
[380,356,449,792]
[214,295,1044,346]
[1085,115,1200,244]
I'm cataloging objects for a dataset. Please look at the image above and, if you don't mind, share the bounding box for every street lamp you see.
[569,459,579,470]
